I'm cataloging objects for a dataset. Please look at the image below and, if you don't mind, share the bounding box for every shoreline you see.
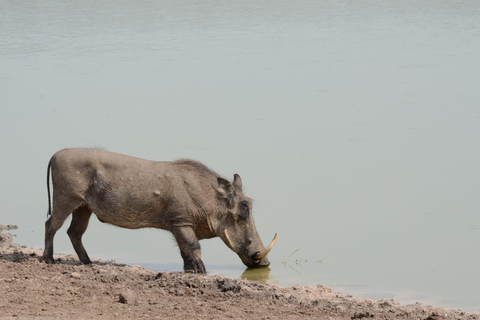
[1,225,479,319]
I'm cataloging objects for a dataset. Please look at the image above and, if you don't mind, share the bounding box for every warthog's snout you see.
[252,254,271,267]
[245,232,277,268]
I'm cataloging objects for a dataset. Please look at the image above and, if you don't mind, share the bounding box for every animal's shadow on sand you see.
[1,226,127,267]
[0,249,127,268]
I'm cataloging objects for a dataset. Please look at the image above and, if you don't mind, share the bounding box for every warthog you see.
[43,148,277,273]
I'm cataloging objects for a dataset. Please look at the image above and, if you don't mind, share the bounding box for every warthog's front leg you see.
[172,226,206,274]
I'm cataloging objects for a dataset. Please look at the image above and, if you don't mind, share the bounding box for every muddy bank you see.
[1,225,478,319]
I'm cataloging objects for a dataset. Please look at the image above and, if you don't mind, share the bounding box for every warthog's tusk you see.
[224,230,234,250]
[254,232,278,261]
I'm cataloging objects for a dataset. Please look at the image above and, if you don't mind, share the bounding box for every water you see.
[1,0,480,312]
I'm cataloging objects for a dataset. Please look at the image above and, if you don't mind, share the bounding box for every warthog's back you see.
[49,148,218,230]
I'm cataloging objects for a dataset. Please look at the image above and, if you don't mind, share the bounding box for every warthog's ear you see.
[232,174,243,191]
[217,177,234,208]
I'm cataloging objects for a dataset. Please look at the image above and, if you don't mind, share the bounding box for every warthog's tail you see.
[46,159,52,216]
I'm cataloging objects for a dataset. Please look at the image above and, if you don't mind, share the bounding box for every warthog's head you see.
[215,174,277,268]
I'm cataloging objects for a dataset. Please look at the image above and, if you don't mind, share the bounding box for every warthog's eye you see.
[238,201,249,220]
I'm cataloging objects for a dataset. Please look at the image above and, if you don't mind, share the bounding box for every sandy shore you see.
[1,225,478,320]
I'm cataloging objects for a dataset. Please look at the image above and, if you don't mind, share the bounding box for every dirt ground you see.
[1,225,478,320]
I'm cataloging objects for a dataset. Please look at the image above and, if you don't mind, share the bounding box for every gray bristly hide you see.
[43,148,276,273]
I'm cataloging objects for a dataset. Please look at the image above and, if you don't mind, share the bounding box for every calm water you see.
[1,0,480,312]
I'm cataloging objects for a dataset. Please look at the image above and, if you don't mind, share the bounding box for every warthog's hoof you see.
[42,256,56,264]
[79,258,92,265]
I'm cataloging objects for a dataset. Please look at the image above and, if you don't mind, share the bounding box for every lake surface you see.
[1,0,479,313]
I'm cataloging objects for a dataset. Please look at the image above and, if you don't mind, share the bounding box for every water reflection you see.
[241,266,275,284]
[280,248,320,274]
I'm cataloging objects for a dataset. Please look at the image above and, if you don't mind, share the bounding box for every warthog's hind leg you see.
[172,226,206,274]
[67,205,93,264]
[43,204,77,264]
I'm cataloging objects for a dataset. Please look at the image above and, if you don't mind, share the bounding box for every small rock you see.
[378,298,398,308]
[70,272,81,279]
[175,288,184,296]
[0,233,12,244]
[223,280,236,292]
[239,285,253,293]
[118,290,137,305]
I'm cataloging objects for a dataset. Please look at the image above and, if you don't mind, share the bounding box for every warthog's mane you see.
[174,159,221,179]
